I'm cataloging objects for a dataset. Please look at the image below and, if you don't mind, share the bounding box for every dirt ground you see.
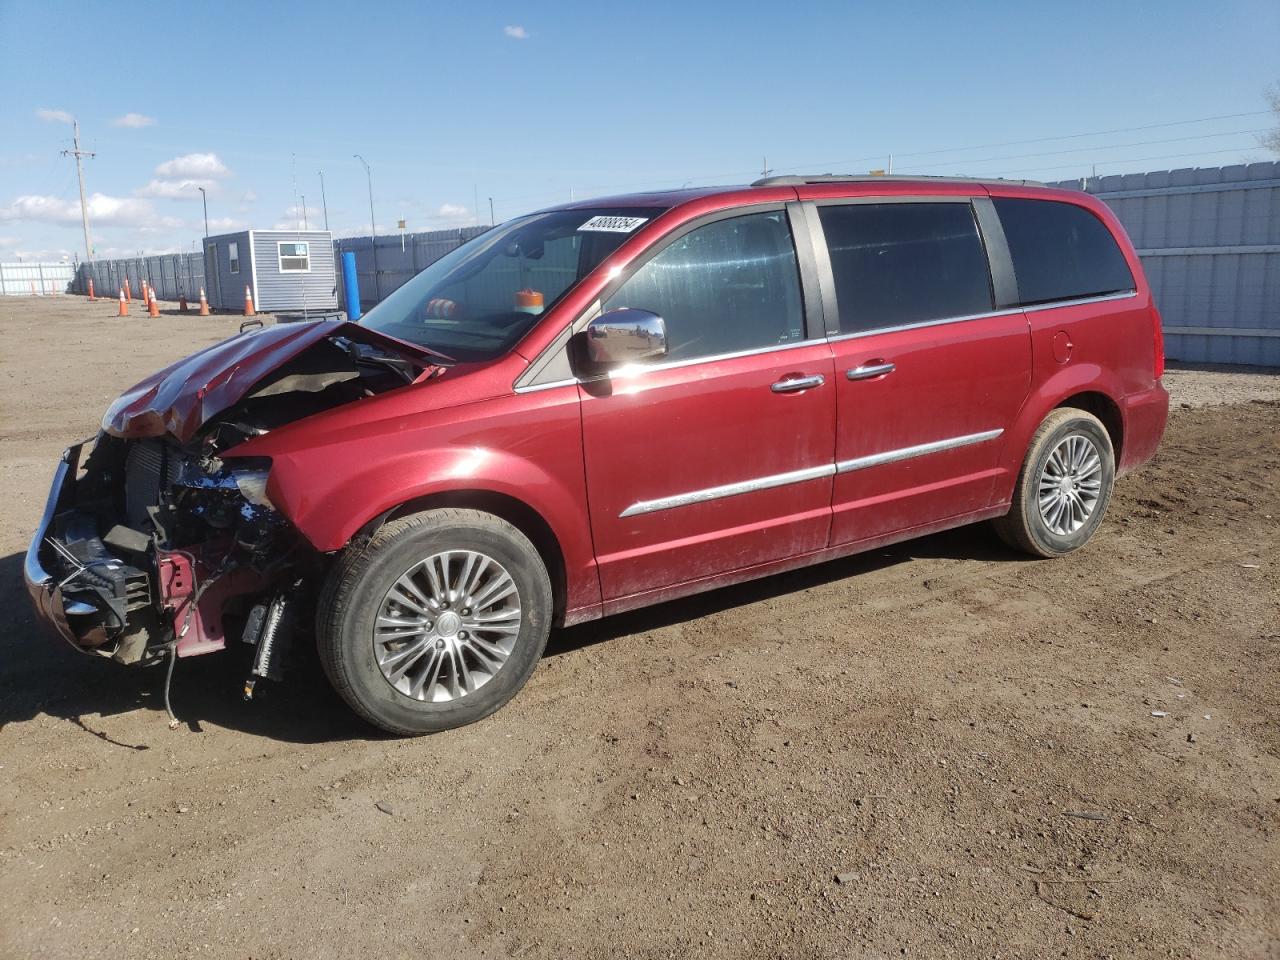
[1,295,1277,960]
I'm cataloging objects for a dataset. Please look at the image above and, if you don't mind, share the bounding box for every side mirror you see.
[584,308,668,366]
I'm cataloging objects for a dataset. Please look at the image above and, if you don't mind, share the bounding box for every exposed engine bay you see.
[30,325,445,707]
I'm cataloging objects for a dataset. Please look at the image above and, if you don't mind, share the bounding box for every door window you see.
[993,197,1134,305]
[603,210,806,362]
[818,202,994,334]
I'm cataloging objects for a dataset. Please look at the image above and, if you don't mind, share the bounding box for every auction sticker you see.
[578,215,649,233]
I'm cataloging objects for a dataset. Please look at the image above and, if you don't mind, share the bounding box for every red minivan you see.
[25,175,1168,733]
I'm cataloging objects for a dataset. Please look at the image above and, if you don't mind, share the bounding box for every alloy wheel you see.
[1037,433,1104,536]
[373,550,522,702]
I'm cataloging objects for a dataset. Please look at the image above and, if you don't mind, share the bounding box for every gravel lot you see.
[1,296,1277,960]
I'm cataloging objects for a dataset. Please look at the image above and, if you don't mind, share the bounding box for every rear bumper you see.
[1118,382,1169,475]
[24,443,91,652]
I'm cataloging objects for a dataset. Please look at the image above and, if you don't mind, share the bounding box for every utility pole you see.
[61,119,95,263]
[318,171,330,231]
[301,194,308,230]
[488,197,495,227]
[354,154,379,299]
[197,186,209,237]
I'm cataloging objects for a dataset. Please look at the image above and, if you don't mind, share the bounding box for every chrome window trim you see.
[835,429,1003,474]
[512,336,824,393]
[1021,289,1137,312]
[609,336,818,380]
[826,290,1137,344]
[618,463,836,518]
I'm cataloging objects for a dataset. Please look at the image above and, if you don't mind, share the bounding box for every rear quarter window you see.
[993,197,1134,306]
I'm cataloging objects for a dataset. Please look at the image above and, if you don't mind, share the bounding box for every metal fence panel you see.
[1052,161,1280,366]
[334,227,489,308]
[0,261,75,295]
[73,253,205,304]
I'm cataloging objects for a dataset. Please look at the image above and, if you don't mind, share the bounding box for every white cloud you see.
[0,193,181,229]
[503,24,529,39]
[135,178,218,199]
[240,190,257,204]
[36,108,74,124]
[435,203,474,225]
[112,112,156,128]
[206,216,248,232]
[155,152,231,179]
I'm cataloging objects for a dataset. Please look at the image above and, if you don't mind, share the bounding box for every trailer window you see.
[228,242,240,275]
[278,242,310,273]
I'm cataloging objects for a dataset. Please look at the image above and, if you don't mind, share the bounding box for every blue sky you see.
[1,0,1277,261]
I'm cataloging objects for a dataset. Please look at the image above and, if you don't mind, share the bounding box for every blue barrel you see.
[341,250,361,321]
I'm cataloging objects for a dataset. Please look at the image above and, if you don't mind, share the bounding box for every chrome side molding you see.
[618,463,836,518]
[835,429,1003,473]
[618,429,1005,517]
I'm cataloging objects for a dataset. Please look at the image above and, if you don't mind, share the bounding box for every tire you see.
[317,508,553,735]
[993,407,1116,559]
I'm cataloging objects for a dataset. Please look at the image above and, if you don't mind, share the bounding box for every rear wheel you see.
[994,407,1115,558]
[317,508,553,734]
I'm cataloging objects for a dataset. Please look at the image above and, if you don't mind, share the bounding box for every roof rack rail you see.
[751,174,1045,188]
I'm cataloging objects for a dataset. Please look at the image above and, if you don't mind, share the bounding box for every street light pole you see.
[353,154,379,300]
[197,186,209,237]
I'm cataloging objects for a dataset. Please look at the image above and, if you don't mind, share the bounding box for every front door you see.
[578,208,836,602]
[810,198,1032,546]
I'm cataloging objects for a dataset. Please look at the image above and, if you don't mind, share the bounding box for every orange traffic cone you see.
[141,280,149,306]
[124,279,132,302]
[88,278,95,301]
[118,288,128,317]
[148,288,160,317]
[198,287,210,316]
[243,284,255,317]
[179,293,189,313]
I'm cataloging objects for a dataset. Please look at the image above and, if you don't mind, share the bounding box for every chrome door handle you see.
[846,362,896,381]
[771,374,825,393]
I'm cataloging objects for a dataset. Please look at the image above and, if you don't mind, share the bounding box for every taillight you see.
[1151,305,1166,380]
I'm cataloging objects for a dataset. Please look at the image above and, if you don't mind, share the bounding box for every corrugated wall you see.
[335,226,490,308]
[75,253,206,303]
[249,231,338,312]
[1051,162,1280,366]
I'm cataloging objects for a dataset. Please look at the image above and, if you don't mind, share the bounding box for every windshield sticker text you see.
[578,215,649,234]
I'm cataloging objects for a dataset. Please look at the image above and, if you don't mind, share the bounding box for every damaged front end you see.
[24,319,446,701]
[24,431,311,686]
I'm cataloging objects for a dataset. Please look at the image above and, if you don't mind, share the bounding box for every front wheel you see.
[994,407,1115,558]
[317,508,553,735]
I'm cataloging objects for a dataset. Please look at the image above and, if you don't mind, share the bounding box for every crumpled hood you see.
[102,319,440,442]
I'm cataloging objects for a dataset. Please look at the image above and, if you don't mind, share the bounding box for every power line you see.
[1000,144,1270,178]
[902,127,1268,172]
[794,109,1273,170]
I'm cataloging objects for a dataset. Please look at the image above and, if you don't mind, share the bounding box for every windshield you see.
[359,207,666,362]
